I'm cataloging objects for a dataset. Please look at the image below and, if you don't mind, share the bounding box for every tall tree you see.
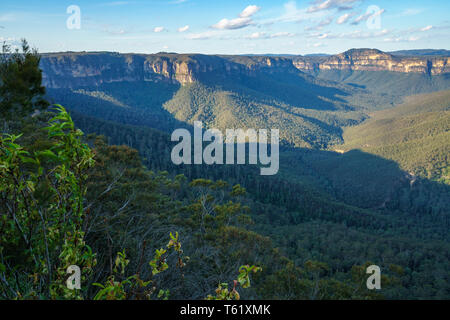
[0,39,48,122]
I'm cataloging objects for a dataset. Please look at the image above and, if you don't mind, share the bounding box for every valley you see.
[2,0,449,303]
[1,44,449,300]
[36,49,450,299]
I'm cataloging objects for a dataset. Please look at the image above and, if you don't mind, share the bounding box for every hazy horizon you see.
[38,47,450,56]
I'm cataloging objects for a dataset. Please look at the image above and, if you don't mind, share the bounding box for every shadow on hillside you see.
[45,81,189,133]
[69,101,449,220]
[70,107,450,239]
[347,83,366,89]
[45,79,352,150]
[279,147,449,212]
[170,55,355,112]
[172,142,449,216]
[198,69,352,112]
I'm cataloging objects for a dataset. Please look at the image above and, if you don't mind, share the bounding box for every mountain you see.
[67,89,450,300]
[41,52,374,148]
[15,47,448,299]
[39,49,450,223]
[40,49,450,149]
[337,90,450,182]
[389,49,450,57]
[40,52,303,87]
[291,49,450,100]
[293,48,450,75]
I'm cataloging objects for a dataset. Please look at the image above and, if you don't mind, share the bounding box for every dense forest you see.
[1,40,449,300]
[340,90,450,182]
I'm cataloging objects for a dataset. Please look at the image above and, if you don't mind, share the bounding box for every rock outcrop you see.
[292,49,450,75]
[39,49,450,89]
[40,52,299,88]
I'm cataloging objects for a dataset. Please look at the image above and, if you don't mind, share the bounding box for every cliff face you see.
[40,52,299,88]
[40,49,450,88]
[293,49,450,75]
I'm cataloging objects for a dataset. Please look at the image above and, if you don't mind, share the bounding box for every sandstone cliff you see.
[40,52,298,88]
[293,49,450,75]
[40,49,450,89]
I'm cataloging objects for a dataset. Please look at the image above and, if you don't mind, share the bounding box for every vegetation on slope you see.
[339,90,450,182]
[312,70,450,101]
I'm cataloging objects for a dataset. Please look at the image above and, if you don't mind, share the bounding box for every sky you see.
[0,0,449,55]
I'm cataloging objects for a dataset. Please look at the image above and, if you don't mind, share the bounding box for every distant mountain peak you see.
[342,48,385,55]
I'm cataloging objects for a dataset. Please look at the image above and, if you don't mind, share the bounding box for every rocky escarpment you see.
[40,49,450,89]
[293,49,450,75]
[40,52,299,88]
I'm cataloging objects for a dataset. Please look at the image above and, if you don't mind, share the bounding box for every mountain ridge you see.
[292,48,450,75]
[40,52,300,88]
[40,48,450,90]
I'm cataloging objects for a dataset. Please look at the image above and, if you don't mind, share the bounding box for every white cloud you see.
[246,32,267,39]
[311,28,390,40]
[178,25,190,32]
[212,5,260,30]
[399,8,423,16]
[307,0,333,13]
[319,16,333,26]
[336,13,351,24]
[212,17,252,30]
[421,25,432,32]
[271,32,295,38]
[307,0,360,13]
[240,5,261,18]
[384,36,420,43]
[352,8,385,25]
[154,26,165,33]
[273,1,333,25]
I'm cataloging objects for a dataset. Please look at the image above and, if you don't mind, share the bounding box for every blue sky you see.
[0,0,449,54]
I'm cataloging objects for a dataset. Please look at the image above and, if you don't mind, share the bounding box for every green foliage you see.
[0,105,419,300]
[237,265,262,289]
[3,46,449,300]
[92,235,185,301]
[71,109,450,299]
[0,105,95,299]
[340,90,450,183]
[206,265,261,300]
[0,39,48,121]
[186,179,251,234]
[310,69,450,99]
